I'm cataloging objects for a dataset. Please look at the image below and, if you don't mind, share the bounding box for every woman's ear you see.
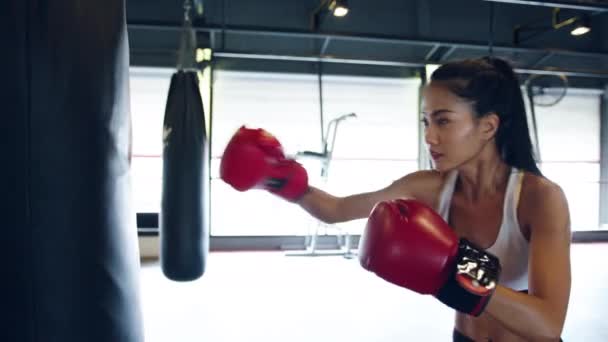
[480,112,500,140]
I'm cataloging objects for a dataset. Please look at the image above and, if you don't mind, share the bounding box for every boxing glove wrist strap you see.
[435,238,501,317]
[263,160,309,202]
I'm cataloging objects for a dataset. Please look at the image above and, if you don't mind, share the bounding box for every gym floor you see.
[140,243,607,341]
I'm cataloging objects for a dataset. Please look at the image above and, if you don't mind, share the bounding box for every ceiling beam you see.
[128,22,608,78]
[481,0,608,12]
[128,22,608,60]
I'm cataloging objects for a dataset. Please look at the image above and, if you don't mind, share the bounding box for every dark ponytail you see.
[430,56,541,175]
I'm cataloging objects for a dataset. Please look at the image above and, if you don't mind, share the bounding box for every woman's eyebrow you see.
[421,109,454,117]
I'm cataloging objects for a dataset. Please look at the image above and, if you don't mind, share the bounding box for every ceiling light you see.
[329,0,349,17]
[570,17,591,36]
[571,25,590,35]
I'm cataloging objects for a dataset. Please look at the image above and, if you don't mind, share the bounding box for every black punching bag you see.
[2,1,144,341]
[160,70,209,281]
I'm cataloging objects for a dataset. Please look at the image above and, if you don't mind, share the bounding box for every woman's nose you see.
[424,125,438,145]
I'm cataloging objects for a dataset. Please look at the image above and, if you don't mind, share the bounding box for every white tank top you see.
[436,168,529,291]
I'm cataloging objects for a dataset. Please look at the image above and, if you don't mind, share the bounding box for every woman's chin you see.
[432,160,454,173]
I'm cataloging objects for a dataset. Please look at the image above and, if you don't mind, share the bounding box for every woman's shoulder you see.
[519,171,569,224]
[391,169,452,208]
[394,169,450,188]
[520,171,565,201]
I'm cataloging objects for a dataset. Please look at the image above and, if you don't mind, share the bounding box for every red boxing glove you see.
[220,126,309,202]
[358,199,501,316]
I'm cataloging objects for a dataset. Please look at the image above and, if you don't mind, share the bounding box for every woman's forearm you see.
[297,187,343,224]
[298,186,379,224]
[485,286,565,340]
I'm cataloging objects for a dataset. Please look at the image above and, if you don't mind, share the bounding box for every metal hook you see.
[183,0,193,23]
[177,0,198,70]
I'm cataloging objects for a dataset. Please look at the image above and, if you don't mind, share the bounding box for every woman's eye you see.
[436,118,449,126]
[421,118,429,127]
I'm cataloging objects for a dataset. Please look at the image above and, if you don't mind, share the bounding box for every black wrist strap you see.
[435,271,493,316]
[435,239,501,317]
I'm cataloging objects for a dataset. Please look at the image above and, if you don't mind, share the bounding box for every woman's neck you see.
[455,147,511,203]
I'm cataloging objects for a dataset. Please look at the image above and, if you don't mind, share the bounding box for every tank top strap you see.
[503,167,525,233]
[436,170,458,222]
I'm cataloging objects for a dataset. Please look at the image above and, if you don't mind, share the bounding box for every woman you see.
[220,56,571,341]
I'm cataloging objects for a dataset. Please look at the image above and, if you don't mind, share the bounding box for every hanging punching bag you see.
[161,70,209,281]
[2,0,143,341]
[160,7,210,281]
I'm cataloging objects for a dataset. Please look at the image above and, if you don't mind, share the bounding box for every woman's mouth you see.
[430,151,444,160]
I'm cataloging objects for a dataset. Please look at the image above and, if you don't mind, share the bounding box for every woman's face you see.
[421,82,493,172]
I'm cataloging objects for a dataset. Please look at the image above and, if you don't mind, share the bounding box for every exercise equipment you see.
[160,0,210,281]
[3,0,144,341]
[287,112,358,258]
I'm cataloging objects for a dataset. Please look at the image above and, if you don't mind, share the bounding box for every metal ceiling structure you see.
[481,0,608,12]
[129,22,608,78]
[126,0,608,86]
